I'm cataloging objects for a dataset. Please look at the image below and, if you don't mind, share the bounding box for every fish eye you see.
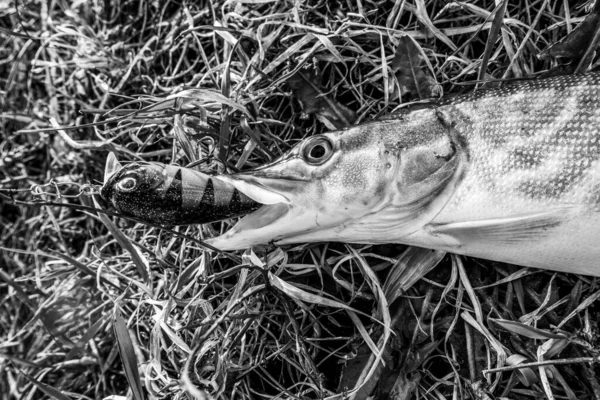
[117,176,138,192]
[302,137,333,165]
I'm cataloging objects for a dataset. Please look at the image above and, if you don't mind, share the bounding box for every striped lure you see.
[101,153,261,225]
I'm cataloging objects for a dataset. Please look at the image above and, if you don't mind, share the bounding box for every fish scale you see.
[410,72,600,274]
[439,73,600,212]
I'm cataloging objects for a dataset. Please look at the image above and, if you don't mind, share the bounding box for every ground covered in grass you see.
[2,0,600,399]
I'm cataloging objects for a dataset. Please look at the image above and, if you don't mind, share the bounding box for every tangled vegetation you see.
[2,0,600,399]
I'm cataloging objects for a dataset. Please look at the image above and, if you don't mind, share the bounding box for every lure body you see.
[101,156,261,225]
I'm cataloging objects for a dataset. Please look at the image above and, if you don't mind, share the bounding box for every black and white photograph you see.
[2,0,600,399]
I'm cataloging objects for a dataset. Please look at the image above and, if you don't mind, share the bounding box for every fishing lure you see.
[101,153,261,225]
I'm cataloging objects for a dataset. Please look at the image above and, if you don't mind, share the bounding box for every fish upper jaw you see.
[214,173,296,205]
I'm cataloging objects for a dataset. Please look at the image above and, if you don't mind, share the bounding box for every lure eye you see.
[117,176,138,192]
[302,137,334,165]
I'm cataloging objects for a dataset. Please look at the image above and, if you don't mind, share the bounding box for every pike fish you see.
[102,72,600,276]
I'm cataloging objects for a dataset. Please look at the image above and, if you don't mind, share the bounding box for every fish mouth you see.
[207,172,315,251]
[101,153,325,250]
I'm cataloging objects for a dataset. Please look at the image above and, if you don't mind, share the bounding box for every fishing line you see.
[0,187,243,263]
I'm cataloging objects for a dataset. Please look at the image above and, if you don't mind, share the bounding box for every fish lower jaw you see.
[205,203,429,251]
[205,203,291,251]
[206,204,359,251]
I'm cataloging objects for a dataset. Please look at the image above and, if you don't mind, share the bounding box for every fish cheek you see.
[399,139,456,187]
[322,153,385,210]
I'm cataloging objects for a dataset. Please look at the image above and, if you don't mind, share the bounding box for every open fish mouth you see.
[204,172,319,251]
[205,201,315,251]
[101,152,318,250]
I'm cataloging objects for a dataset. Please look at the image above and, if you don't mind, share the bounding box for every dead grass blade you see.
[537,339,559,400]
[181,340,218,400]
[332,247,392,400]
[21,371,73,400]
[490,319,566,340]
[168,89,250,115]
[65,316,108,360]
[392,36,441,100]
[173,114,199,163]
[505,354,538,387]
[504,0,551,79]
[0,353,44,369]
[474,268,536,289]
[409,0,457,51]
[268,272,373,320]
[557,288,600,329]
[477,0,508,82]
[48,250,121,290]
[93,196,150,284]
[383,246,446,303]
[456,255,506,391]
[113,309,145,400]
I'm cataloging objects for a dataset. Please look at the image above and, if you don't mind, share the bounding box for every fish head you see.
[210,109,464,250]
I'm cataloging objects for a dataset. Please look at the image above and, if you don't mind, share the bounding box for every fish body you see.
[414,73,600,274]
[210,72,600,276]
[102,72,600,276]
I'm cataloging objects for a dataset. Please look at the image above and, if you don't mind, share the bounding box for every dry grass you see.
[2,0,600,399]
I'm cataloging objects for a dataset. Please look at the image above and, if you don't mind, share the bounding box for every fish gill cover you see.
[2,1,600,400]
